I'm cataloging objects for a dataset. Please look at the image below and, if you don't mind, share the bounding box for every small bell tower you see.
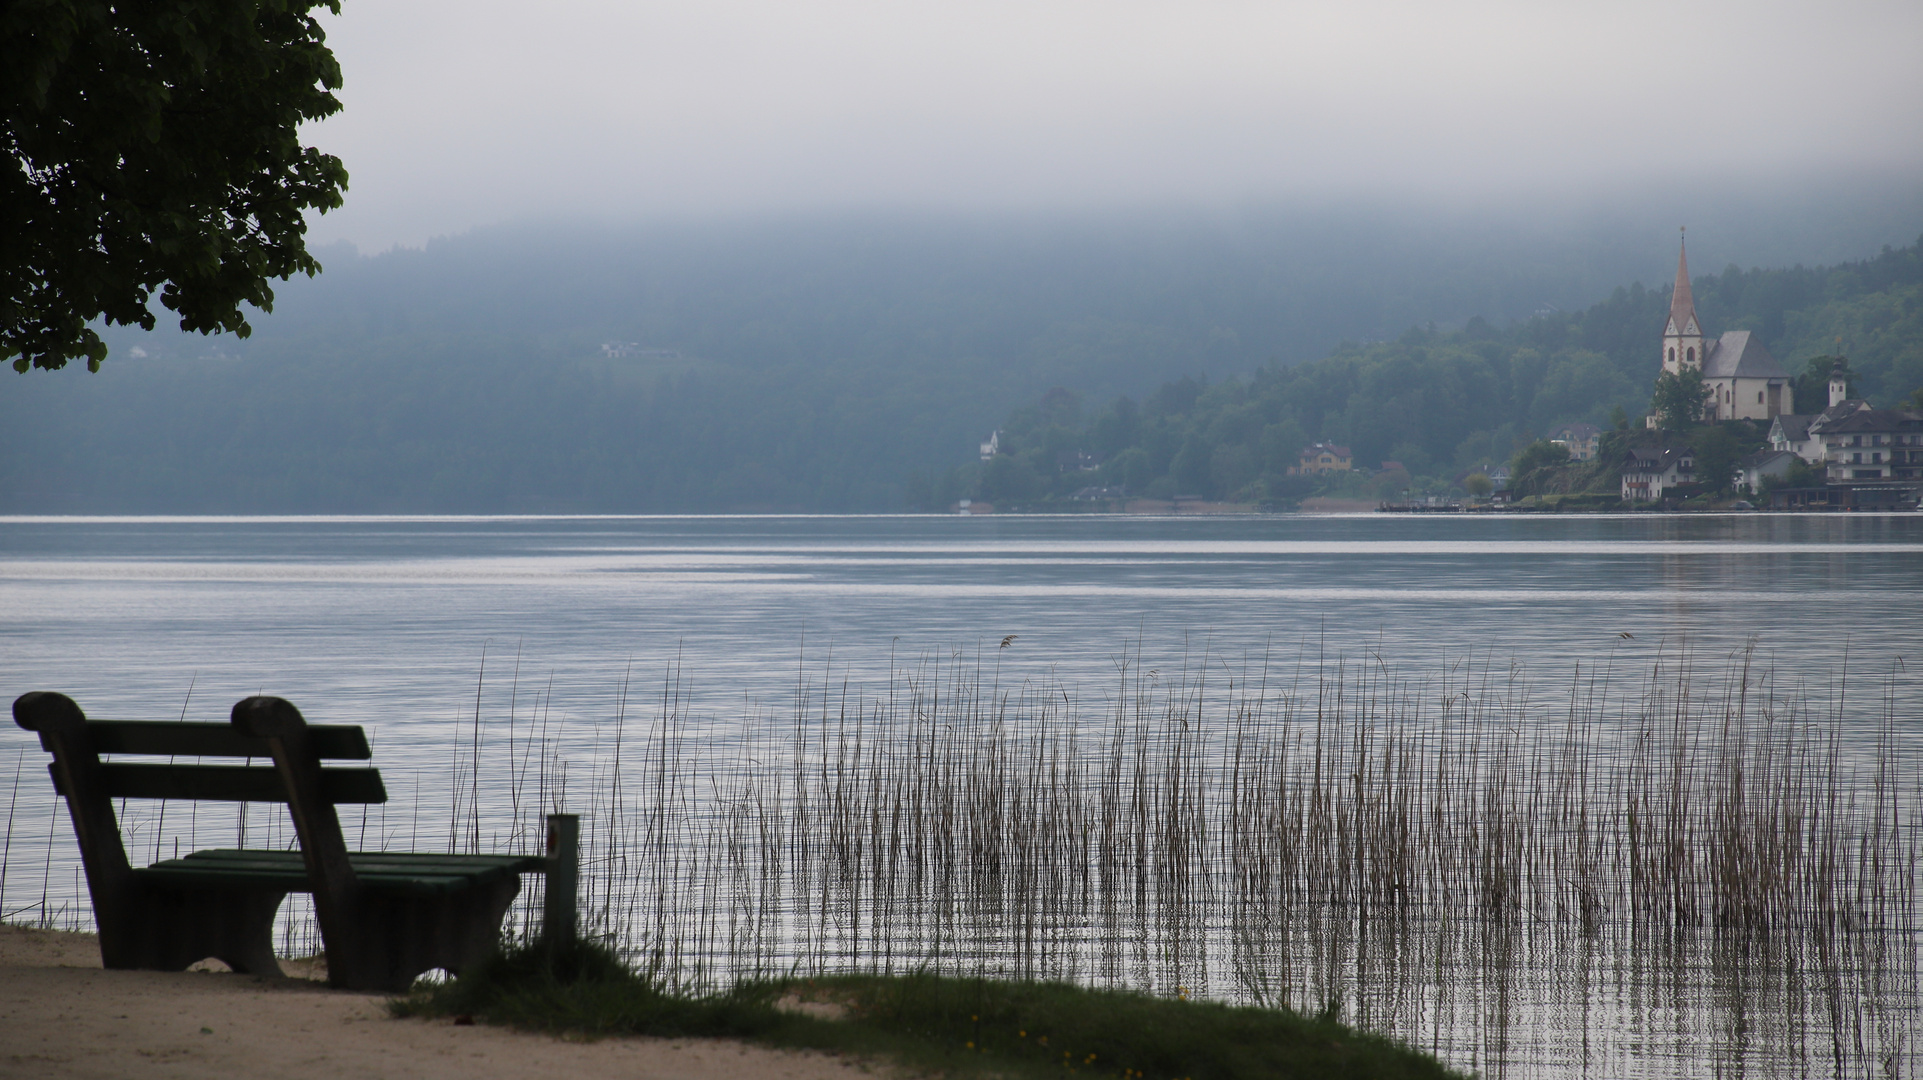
[1662,229,1704,375]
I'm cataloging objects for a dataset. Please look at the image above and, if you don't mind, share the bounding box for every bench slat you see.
[52,762,387,804]
[139,848,545,894]
[77,720,372,760]
[180,849,544,871]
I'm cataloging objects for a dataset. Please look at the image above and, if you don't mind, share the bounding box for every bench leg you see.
[103,885,289,977]
[326,877,524,992]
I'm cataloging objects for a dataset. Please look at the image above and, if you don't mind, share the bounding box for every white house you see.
[1621,447,1696,502]
[1816,407,1923,483]
[1733,449,1800,494]
[1766,363,1923,482]
[1767,370,1859,463]
[1651,235,1793,424]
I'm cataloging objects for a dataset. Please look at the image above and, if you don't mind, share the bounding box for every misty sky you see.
[307,0,1923,251]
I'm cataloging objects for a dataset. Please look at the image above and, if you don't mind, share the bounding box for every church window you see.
[1666,347,1674,364]
[1686,347,1695,363]
[1757,391,1764,403]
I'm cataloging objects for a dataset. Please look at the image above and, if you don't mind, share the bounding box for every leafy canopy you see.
[2,0,348,372]
[1648,366,1710,430]
[1791,355,1852,413]
[1510,439,1571,476]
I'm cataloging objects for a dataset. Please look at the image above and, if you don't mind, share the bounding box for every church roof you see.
[1770,414,1813,442]
[1701,331,1789,379]
[1666,239,1700,336]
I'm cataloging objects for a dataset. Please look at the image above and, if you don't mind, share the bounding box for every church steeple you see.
[1662,228,1704,374]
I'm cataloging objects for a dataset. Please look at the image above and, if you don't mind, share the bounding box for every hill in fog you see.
[4,188,1921,513]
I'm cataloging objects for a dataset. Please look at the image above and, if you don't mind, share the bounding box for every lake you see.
[4,512,1921,1078]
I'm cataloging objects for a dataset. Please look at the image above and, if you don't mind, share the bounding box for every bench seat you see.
[140,849,548,895]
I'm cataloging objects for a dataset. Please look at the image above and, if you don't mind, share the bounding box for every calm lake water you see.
[4,512,1920,719]
[4,512,1922,1078]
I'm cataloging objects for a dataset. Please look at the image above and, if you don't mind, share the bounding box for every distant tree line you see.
[4,221,1920,513]
[922,237,1923,508]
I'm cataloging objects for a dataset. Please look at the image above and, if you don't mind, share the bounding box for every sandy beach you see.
[0,925,876,1080]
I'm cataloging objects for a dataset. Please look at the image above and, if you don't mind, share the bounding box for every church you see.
[1653,234,1793,423]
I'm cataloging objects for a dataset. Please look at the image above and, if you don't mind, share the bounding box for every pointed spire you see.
[1668,227,1697,335]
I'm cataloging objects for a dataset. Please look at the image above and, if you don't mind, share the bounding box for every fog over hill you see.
[4,184,1921,513]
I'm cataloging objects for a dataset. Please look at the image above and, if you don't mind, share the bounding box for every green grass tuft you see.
[389,937,784,1040]
[392,940,1465,1079]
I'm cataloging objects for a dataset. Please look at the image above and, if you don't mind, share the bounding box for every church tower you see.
[1662,231,1703,375]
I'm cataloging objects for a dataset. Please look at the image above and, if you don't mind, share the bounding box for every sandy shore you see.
[0,925,876,1080]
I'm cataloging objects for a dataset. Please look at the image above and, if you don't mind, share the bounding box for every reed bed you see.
[4,638,1919,1077]
[540,641,1922,1077]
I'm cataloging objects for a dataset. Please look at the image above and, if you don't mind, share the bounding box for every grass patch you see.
[393,939,1466,1079]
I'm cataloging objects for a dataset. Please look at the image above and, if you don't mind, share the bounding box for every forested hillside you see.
[947,237,1923,507]
[2,201,1920,513]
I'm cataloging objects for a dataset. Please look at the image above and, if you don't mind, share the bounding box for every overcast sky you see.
[306,0,1923,251]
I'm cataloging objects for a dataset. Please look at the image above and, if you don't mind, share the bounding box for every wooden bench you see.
[15,690,550,991]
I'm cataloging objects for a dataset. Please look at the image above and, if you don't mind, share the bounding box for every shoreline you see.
[0,924,875,1080]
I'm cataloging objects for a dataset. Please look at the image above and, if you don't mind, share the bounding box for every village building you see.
[1816,407,1923,482]
[1292,443,1352,475]
[1651,235,1794,424]
[1733,449,1801,494]
[979,430,1000,461]
[1767,369,1858,462]
[1767,413,1821,461]
[1768,371,1923,483]
[1549,423,1602,461]
[1620,446,1696,502]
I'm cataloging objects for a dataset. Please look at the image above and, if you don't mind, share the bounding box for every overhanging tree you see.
[2,0,348,373]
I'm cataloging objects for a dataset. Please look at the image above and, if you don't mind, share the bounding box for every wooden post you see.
[543,814,579,947]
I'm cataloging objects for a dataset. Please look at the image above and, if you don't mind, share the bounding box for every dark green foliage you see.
[3,224,1921,512]
[951,236,1923,507]
[1689,422,1758,495]
[2,0,348,372]
[1792,356,1854,413]
[1650,366,1711,429]
[809,974,1465,1080]
[392,937,786,1039]
[1510,439,1571,474]
[395,940,1463,1080]
[1505,439,1573,497]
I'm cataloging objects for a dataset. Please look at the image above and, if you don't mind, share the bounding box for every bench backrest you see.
[14,692,387,924]
[38,719,386,805]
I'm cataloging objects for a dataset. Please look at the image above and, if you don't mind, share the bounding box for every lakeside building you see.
[1650,235,1793,425]
[1734,449,1801,494]
[1550,423,1602,461]
[1292,443,1352,475]
[1620,447,1696,502]
[1815,407,1923,482]
[1767,373,1923,483]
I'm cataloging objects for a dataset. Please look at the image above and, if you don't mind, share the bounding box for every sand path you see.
[0,926,876,1080]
